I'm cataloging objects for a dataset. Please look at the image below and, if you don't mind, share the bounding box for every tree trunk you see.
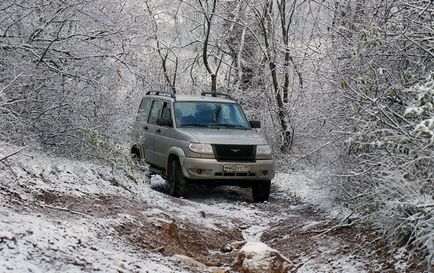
[261,0,293,152]
[199,0,218,93]
[211,74,217,93]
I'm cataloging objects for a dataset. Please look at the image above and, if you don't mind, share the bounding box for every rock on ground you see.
[233,242,293,273]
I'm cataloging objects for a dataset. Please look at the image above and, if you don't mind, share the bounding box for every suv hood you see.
[178,128,267,145]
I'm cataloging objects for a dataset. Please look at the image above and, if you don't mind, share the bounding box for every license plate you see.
[223,164,251,173]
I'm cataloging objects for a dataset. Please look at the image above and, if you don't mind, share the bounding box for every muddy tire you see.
[252,180,271,202]
[131,147,144,165]
[168,159,186,197]
[131,150,140,163]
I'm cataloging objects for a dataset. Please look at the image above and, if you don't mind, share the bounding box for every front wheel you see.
[252,180,271,202]
[168,160,187,197]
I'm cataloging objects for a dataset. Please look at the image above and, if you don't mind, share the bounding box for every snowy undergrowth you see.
[342,74,434,268]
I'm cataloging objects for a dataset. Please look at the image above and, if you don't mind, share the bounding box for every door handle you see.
[156,129,161,133]
[144,125,148,130]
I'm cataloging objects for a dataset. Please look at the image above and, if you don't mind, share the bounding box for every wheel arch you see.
[166,146,187,178]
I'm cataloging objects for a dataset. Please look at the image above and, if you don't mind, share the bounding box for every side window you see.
[148,100,163,124]
[139,98,151,113]
[138,98,151,120]
[161,102,172,121]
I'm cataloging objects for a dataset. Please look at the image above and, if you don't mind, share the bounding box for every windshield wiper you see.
[214,123,248,129]
[180,123,216,128]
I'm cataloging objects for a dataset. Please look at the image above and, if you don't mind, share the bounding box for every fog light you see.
[262,170,269,175]
[197,169,202,174]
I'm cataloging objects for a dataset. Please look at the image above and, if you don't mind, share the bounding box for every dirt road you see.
[0,148,423,272]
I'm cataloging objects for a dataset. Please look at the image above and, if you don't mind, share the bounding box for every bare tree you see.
[197,0,223,92]
[249,0,303,152]
[145,0,179,93]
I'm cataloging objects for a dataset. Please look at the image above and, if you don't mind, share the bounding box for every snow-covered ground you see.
[0,143,191,273]
[0,143,416,272]
[273,171,351,217]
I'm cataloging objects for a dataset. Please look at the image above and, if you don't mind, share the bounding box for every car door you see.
[153,101,174,168]
[132,97,151,161]
[146,99,164,165]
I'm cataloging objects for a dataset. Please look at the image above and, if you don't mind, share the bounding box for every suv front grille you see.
[213,144,256,162]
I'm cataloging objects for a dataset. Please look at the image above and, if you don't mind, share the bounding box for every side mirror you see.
[249,120,261,129]
[157,117,173,127]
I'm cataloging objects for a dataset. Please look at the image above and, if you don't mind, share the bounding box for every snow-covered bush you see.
[330,0,434,267]
[405,76,434,142]
[377,75,433,263]
[339,71,434,264]
[342,73,433,265]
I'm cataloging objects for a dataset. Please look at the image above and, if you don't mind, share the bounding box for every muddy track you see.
[1,165,426,272]
[152,179,427,272]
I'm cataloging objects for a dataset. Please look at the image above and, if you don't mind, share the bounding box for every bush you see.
[343,74,433,265]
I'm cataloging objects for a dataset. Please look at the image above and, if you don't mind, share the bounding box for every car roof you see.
[175,95,235,103]
[145,94,236,104]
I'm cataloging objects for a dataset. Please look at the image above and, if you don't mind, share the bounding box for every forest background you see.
[0,0,433,266]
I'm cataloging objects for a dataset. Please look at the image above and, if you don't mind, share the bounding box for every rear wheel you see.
[131,148,141,164]
[252,180,271,202]
[168,159,187,197]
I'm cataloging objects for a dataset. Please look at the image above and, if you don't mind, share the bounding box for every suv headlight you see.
[189,143,214,155]
[256,145,272,156]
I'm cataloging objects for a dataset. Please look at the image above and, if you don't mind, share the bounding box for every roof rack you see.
[201,92,233,100]
[146,91,176,99]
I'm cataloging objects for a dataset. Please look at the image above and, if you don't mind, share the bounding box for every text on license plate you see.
[223,165,252,173]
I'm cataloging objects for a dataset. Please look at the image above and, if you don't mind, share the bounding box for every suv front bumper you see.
[181,157,275,180]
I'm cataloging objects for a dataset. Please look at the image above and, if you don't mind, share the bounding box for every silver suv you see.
[130,91,274,202]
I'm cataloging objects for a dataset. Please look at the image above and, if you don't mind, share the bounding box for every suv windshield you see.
[174,102,250,129]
